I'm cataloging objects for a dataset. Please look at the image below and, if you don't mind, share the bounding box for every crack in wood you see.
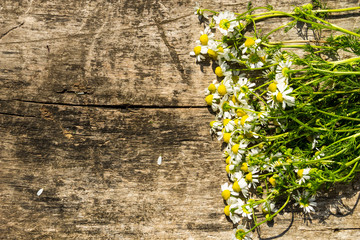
[0,111,36,118]
[6,99,206,109]
[0,22,25,40]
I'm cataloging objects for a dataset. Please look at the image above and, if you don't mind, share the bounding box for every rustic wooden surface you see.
[1,0,360,239]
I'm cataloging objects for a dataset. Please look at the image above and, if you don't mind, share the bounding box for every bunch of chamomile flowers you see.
[191,2,360,239]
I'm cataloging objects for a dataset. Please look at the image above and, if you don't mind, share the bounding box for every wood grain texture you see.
[0,0,360,239]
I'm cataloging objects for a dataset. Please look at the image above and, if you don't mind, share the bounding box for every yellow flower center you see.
[218,84,227,96]
[226,164,231,174]
[209,120,216,127]
[232,144,239,154]
[223,118,231,126]
[205,94,213,105]
[234,119,239,126]
[193,46,201,55]
[297,169,304,178]
[223,133,231,143]
[208,83,216,93]
[219,19,230,30]
[241,162,248,172]
[199,34,208,45]
[226,155,231,164]
[245,172,253,182]
[240,115,249,126]
[207,49,218,59]
[268,82,277,92]
[276,92,283,102]
[224,205,230,216]
[244,38,255,47]
[236,109,246,117]
[269,176,276,186]
[235,229,246,239]
[217,46,224,52]
[215,66,224,77]
[232,180,241,192]
[221,190,231,200]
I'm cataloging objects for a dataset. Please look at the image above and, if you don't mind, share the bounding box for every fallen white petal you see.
[37,188,43,196]
[157,156,162,165]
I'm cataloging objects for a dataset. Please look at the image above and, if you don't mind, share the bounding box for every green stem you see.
[263,20,297,39]
[316,109,360,121]
[244,194,291,236]
[331,56,360,65]
[312,68,360,75]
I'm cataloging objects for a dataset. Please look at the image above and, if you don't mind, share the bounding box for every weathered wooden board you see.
[1,0,360,239]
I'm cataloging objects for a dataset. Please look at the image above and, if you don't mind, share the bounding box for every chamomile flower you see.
[231,172,249,197]
[232,225,252,240]
[294,191,317,214]
[221,182,239,200]
[243,51,264,69]
[296,168,311,184]
[189,45,206,62]
[276,59,292,83]
[229,140,249,163]
[261,201,278,214]
[245,169,260,188]
[238,113,256,132]
[240,38,261,54]
[234,75,255,100]
[236,202,254,219]
[213,11,238,36]
[271,83,295,109]
[199,26,214,44]
[228,198,243,224]
[209,120,222,135]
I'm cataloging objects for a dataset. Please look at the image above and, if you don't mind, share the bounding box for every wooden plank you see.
[1,0,360,239]
[0,101,231,239]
